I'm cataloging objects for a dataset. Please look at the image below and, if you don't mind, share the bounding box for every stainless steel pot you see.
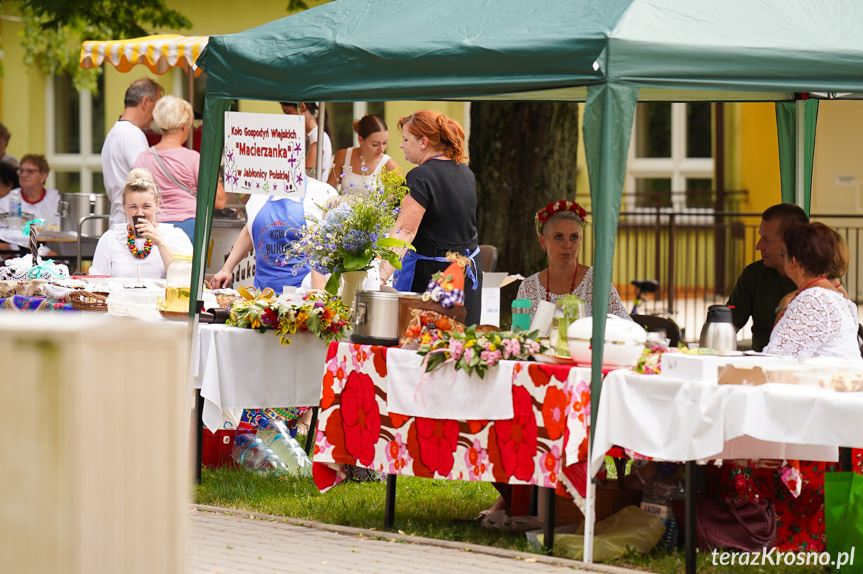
[57,193,109,237]
[351,291,402,346]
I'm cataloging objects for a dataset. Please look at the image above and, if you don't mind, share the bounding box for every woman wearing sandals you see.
[134,95,226,241]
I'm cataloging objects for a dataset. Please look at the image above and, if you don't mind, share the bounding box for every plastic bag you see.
[536,505,665,562]
[825,472,863,571]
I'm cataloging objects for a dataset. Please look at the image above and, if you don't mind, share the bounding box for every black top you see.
[726,260,797,352]
[407,159,478,256]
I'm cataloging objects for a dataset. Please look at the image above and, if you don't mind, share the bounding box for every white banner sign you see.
[223,111,306,198]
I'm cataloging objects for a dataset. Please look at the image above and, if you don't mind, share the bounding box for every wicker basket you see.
[69,290,109,312]
[554,488,643,526]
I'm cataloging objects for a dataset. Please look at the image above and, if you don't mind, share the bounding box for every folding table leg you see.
[384,474,397,529]
[685,460,696,574]
[194,389,204,485]
[840,446,852,471]
[529,485,539,516]
[543,486,555,554]
[304,407,319,455]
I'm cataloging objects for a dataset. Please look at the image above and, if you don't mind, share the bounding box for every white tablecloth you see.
[194,325,330,432]
[386,348,515,420]
[590,370,863,476]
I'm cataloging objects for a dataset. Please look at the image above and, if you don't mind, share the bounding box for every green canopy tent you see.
[194,0,863,565]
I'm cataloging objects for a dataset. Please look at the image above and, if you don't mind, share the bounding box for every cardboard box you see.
[661,353,724,381]
[662,353,795,383]
[717,365,767,386]
[479,272,524,327]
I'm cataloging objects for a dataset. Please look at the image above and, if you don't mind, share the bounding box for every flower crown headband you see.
[535,200,588,234]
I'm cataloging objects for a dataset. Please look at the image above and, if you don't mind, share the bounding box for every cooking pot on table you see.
[57,193,109,237]
[351,291,403,346]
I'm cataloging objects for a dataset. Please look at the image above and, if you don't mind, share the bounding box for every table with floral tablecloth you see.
[313,341,593,499]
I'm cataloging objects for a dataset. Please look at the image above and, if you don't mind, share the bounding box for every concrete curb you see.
[192,504,648,574]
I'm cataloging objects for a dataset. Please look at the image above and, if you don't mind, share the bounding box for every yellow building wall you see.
[736,102,781,213]
[811,100,863,218]
[0,11,47,159]
[383,101,467,173]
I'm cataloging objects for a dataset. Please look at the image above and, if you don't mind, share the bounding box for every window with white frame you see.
[626,102,714,217]
[46,72,106,195]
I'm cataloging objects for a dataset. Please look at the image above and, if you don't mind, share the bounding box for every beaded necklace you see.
[545,262,579,302]
[126,230,153,259]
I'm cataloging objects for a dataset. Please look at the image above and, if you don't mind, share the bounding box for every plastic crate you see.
[202,428,255,468]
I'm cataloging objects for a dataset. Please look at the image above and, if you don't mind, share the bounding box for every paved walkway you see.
[190,505,641,574]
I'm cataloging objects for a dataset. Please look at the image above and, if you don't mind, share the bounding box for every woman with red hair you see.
[380,110,483,325]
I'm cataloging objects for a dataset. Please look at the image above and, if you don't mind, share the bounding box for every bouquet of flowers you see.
[415,325,548,379]
[288,168,414,295]
[226,287,350,346]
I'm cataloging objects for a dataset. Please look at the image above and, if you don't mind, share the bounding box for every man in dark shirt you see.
[727,203,808,351]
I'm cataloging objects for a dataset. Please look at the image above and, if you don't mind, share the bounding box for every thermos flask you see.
[698,304,737,351]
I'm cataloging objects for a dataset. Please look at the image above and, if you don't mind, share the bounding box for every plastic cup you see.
[132,215,146,238]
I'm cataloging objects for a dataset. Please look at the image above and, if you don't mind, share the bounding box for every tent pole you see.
[795,99,805,206]
[582,83,639,565]
[187,71,195,150]
[316,102,326,181]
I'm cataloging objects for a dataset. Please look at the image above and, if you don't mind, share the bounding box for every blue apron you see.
[251,196,308,291]
[393,247,480,292]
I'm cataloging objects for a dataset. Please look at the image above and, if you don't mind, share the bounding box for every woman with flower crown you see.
[89,168,192,278]
[517,199,630,321]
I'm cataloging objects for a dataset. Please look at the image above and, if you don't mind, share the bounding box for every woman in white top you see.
[516,200,630,321]
[280,102,332,182]
[89,168,192,278]
[0,154,60,250]
[328,114,400,195]
[764,222,861,361]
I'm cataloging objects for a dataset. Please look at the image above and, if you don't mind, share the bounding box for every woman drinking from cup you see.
[89,168,192,278]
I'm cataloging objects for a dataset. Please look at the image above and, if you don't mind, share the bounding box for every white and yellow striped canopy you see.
[80,34,209,76]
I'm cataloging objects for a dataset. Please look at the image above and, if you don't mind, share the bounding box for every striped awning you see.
[80,34,209,76]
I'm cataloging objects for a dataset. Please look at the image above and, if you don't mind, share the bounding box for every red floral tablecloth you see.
[313,342,592,498]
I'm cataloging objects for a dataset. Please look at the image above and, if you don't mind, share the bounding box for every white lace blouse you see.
[763,286,862,361]
[516,267,631,321]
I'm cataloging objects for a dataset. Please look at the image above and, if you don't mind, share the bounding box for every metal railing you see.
[580,205,863,342]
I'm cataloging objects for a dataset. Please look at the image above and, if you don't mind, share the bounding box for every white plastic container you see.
[106,288,163,320]
[567,314,646,367]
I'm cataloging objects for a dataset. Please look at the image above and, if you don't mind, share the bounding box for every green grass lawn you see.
[195,465,831,574]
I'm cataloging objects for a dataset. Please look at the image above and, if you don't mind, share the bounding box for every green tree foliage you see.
[14,0,191,91]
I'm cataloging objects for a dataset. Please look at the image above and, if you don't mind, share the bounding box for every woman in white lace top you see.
[764,222,861,361]
[516,200,630,321]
